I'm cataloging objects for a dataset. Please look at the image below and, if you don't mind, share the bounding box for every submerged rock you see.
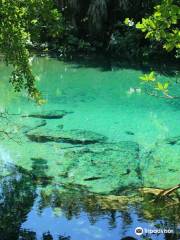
[21,120,47,133]
[0,112,47,136]
[125,131,135,136]
[163,136,180,145]
[140,136,180,189]
[26,128,107,144]
[22,110,71,119]
[55,141,142,194]
[84,177,104,181]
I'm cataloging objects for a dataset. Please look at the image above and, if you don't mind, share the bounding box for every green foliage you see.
[124,18,134,27]
[108,26,145,59]
[155,82,169,93]
[139,72,156,82]
[59,0,159,57]
[134,0,180,99]
[140,71,171,97]
[0,0,178,101]
[136,0,180,55]
[58,24,94,56]
[0,0,63,102]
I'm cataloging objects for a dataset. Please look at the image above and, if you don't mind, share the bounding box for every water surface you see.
[0,57,179,240]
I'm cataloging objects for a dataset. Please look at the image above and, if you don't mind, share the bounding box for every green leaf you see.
[140,72,156,82]
[31,19,38,24]
[155,82,169,92]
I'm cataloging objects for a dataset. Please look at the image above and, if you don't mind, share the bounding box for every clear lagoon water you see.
[0,57,179,240]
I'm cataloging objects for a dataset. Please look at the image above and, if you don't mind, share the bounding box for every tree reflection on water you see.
[0,163,179,240]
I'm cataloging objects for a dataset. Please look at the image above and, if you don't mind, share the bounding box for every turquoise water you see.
[0,57,179,239]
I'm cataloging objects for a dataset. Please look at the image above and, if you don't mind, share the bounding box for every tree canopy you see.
[136,0,180,56]
[0,0,63,102]
[0,0,179,101]
[125,0,179,98]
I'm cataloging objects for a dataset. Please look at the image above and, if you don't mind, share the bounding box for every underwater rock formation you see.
[26,128,107,144]
[163,136,180,145]
[1,108,179,195]
[54,141,142,194]
[140,136,180,189]
[22,110,71,119]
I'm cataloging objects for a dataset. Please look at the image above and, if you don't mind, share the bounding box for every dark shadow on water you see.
[53,53,180,77]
